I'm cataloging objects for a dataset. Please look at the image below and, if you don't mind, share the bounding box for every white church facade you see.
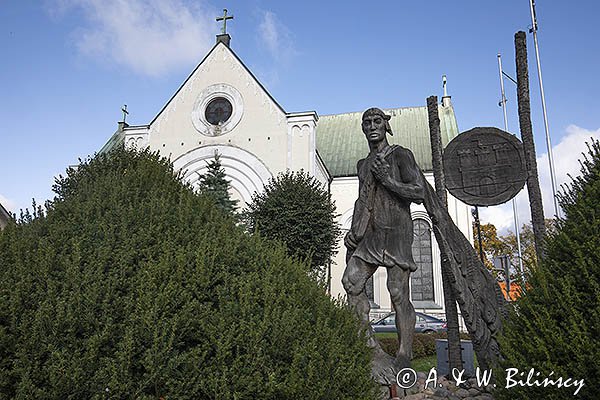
[101,34,473,320]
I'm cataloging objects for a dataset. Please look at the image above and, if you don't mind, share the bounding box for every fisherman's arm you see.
[372,150,424,203]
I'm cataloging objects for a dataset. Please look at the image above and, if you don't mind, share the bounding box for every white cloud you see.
[479,125,600,234]
[0,194,17,213]
[539,125,600,205]
[258,11,280,56]
[49,0,217,76]
[253,10,297,88]
[479,201,518,233]
[258,10,296,64]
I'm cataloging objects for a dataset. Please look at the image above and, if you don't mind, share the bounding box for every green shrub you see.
[495,141,600,400]
[242,170,341,278]
[0,147,377,399]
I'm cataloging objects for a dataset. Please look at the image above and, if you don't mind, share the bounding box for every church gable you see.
[146,39,290,177]
[99,34,322,205]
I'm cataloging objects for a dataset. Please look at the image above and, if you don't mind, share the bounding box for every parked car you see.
[371,312,447,334]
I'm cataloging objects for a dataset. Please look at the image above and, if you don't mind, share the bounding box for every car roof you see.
[373,311,444,323]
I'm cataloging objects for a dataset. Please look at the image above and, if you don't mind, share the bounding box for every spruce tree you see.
[197,152,238,215]
[495,140,600,400]
[0,147,376,399]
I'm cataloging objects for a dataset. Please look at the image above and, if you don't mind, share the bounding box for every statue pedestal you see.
[372,351,406,399]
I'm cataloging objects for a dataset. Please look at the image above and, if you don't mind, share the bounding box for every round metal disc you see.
[443,127,527,206]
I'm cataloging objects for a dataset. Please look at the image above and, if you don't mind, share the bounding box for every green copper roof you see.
[99,130,125,154]
[316,104,459,177]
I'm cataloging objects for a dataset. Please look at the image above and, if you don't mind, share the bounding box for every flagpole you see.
[529,0,560,218]
[497,53,525,281]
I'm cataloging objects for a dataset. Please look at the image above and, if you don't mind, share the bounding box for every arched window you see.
[411,218,434,302]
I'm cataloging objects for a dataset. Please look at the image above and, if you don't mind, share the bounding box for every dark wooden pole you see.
[515,31,546,262]
[472,206,485,264]
[427,95,463,376]
[427,96,448,205]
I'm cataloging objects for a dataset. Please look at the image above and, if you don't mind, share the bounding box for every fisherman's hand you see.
[371,153,390,182]
[344,231,358,251]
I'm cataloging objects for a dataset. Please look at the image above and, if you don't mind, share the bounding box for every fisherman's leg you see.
[387,266,415,368]
[342,256,377,327]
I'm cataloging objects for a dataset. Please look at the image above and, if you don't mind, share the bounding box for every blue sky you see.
[1,0,599,232]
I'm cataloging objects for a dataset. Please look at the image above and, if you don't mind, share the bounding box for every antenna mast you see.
[497,53,525,281]
[529,0,560,218]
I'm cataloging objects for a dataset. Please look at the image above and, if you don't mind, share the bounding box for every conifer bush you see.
[197,152,238,215]
[242,170,341,278]
[495,140,600,400]
[0,147,376,399]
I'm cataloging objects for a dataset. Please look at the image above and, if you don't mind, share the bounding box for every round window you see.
[204,97,233,126]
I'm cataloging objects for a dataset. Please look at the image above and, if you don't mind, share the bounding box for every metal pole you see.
[529,0,560,218]
[497,53,525,281]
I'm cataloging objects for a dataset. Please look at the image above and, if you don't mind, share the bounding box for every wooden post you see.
[515,31,546,262]
[427,95,463,376]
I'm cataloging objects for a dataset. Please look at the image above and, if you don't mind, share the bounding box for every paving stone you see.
[406,385,421,395]
[484,385,495,393]
[403,394,427,400]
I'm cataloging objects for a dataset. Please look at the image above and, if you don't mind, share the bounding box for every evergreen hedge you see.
[0,148,377,399]
[495,140,600,400]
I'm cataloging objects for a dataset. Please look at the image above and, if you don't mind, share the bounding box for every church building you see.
[0,203,11,230]
[100,32,473,321]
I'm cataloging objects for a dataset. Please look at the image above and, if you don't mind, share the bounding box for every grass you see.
[374,332,436,372]
[374,332,397,340]
[412,355,437,372]
[373,332,477,373]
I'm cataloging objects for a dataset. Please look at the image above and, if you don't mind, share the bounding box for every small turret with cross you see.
[121,104,129,124]
[215,8,233,46]
[118,104,129,130]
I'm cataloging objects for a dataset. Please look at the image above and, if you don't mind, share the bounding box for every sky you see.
[1,0,599,234]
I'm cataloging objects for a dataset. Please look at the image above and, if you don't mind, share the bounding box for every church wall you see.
[314,156,329,187]
[0,204,10,230]
[329,176,359,299]
[447,193,474,245]
[286,113,318,175]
